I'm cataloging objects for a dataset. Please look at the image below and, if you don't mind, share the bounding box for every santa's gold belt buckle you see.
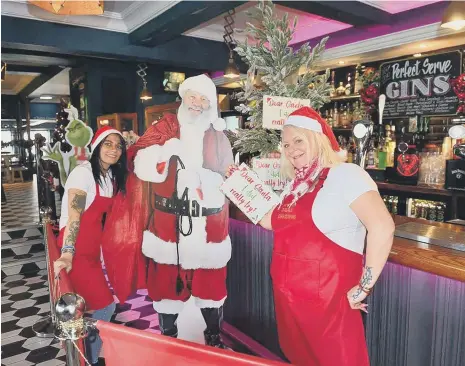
[189,200,201,217]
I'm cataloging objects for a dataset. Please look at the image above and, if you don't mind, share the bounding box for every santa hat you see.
[284,107,340,152]
[178,74,226,131]
[91,126,123,152]
[178,74,217,106]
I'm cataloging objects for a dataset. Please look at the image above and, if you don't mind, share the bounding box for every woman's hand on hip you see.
[347,285,369,313]
[53,253,73,278]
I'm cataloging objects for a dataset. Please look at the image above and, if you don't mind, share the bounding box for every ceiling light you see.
[419,44,427,49]
[224,51,240,79]
[40,96,53,100]
[414,53,422,58]
[338,61,345,65]
[441,1,465,31]
[140,82,152,101]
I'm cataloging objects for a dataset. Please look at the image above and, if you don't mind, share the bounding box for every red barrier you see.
[45,223,86,364]
[97,321,287,366]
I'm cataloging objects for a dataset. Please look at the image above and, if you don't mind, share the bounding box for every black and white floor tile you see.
[1,270,162,366]
[2,180,239,365]
[1,182,61,231]
[2,183,41,231]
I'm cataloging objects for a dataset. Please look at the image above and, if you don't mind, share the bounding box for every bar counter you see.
[224,205,465,366]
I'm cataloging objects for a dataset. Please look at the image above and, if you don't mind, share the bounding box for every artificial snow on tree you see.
[233,0,331,156]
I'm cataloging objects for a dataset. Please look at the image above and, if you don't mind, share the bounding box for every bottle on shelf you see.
[345,73,352,96]
[340,104,349,127]
[388,125,397,166]
[366,140,376,169]
[326,108,334,128]
[336,82,346,96]
[354,68,363,95]
[329,71,336,98]
[333,103,340,128]
[377,137,387,170]
[385,125,394,167]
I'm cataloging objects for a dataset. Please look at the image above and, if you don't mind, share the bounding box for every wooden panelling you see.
[229,206,465,282]
[144,102,180,130]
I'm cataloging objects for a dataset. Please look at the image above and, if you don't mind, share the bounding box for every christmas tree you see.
[233,0,331,156]
[51,98,72,153]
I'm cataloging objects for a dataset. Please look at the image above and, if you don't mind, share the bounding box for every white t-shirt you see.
[311,163,378,255]
[59,161,114,229]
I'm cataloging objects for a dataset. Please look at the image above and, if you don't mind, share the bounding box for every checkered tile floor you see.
[1,270,161,366]
[1,182,61,231]
[1,181,241,365]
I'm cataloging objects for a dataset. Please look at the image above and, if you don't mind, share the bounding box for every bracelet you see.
[61,245,75,255]
[358,284,372,295]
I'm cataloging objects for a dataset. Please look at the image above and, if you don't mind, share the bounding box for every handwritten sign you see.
[252,158,288,191]
[379,51,462,117]
[262,95,310,130]
[221,164,280,224]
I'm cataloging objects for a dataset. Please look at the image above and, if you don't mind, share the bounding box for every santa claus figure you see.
[102,74,233,349]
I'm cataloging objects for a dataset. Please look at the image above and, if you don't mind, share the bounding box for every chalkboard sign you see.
[379,51,462,117]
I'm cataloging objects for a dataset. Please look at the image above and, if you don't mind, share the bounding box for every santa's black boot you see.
[158,313,179,338]
[200,307,231,350]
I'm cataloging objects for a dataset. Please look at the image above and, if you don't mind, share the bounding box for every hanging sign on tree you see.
[262,95,310,130]
[221,164,280,224]
[252,158,287,191]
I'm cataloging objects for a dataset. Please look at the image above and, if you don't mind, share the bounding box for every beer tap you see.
[352,119,374,168]
[449,124,465,160]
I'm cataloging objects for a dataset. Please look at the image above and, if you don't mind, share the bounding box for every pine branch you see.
[233,0,330,155]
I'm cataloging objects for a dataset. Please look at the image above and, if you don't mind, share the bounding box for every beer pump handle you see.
[378,94,386,126]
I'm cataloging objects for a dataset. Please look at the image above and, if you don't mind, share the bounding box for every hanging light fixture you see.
[137,64,152,101]
[441,1,465,31]
[1,61,6,81]
[224,51,240,79]
[223,9,240,79]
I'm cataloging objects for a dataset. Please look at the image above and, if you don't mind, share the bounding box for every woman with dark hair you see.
[53,126,127,366]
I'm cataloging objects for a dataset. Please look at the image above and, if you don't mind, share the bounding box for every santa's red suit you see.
[102,75,233,347]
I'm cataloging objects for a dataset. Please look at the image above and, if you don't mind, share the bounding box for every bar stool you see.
[10,167,25,183]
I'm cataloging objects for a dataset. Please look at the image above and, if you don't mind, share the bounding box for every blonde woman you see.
[228,107,394,366]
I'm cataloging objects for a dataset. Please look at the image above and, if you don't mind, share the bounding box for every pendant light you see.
[137,64,152,101]
[441,1,465,31]
[224,51,240,79]
[223,9,240,79]
[140,81,152,101]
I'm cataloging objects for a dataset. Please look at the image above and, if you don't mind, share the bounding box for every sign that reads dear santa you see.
[252,158,288,191]
[221,164,280,224]
[380,51,462,117]
[262,95,310,130]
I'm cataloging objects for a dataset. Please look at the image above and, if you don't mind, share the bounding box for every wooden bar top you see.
[229,205,465,283]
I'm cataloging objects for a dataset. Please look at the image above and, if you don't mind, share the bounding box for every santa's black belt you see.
[154,195,222,217]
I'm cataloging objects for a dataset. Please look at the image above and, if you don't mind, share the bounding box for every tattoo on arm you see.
[352,266,373,301]
[64,220,80,246]
[71,193,86,214]
[360,266,373,288]
[63,190,86,248]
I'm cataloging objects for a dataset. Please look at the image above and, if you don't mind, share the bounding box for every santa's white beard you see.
[177,103,212,132]
[177,104,208,169]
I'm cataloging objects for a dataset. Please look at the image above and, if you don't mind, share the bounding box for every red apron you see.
[58,183,115,311]
[270,168,369,366]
